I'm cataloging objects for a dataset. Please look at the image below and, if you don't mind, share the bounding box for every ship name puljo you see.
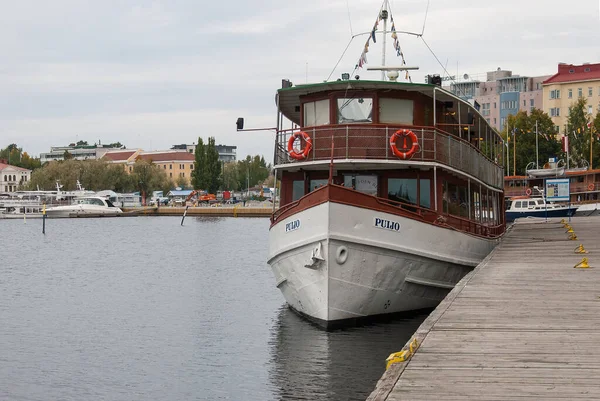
[373,217,401,232]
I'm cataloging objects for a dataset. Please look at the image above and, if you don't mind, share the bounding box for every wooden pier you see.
[368,216,600,400]
[122,206,272,218]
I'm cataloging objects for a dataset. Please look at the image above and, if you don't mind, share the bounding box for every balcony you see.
[274,125,503,189]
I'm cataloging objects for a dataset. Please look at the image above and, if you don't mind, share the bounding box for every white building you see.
[0,161,32,192]
[40,144,125,164]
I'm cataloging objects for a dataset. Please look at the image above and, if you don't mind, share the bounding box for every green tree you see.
[175,174,188,189]
[593,111,600,169]
[63,150,73,160]
[565,97,597,168]
[205,137,221,194]
[502,110,560,175]
[131,159,170,200]
[191,138,207,189]
[76,140,89,146]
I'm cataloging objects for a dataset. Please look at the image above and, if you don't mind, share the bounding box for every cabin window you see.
[292,180,305,201]
[379,98,414,125]
[337,97,373,123]
[515,201,522,208]
[528,201,536,208]
[388,178,417,205]
[304,99,330,126]
[471,190,481,221]
[443,181,468,217]
[310,179,328,192]
[419,179,431,208]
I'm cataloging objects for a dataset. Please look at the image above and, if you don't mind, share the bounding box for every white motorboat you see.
[505,196,577,222]
[576,202,600,216]
[44,197,123,218]
[264,0,505,328]
[525,159,565,178]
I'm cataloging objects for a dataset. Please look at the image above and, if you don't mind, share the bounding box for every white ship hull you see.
[45,205,123,218]
[268,202,498,327]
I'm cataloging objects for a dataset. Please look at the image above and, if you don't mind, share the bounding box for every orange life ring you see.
[390,129,419,160]
[287,131,312,160]
[525,188,532,196]
[588,183,595,191]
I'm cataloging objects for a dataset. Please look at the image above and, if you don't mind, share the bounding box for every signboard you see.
[545,178,570,202]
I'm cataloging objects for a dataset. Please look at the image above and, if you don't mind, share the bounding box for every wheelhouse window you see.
[337,97,373,123]
[303,99,330,126]
[379,98,414,125]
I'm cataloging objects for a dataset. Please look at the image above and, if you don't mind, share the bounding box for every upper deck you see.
[274,80,504,190]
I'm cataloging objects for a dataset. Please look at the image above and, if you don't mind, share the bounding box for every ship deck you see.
[368,216,600,400]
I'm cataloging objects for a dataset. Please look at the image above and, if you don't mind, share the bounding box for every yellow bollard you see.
[574,244,589,254]
[566,227,574,233]
[574,258,591,268]
[385,350,409,370]
[569,232,578,240]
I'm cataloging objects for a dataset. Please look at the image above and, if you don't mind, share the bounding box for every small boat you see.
[505,196,577,222]
[0,205,44,219]
[525,159,565,178]
[576,202,600,216]
[44,197,123,218]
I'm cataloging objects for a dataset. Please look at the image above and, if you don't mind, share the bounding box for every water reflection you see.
[268,306,428,401]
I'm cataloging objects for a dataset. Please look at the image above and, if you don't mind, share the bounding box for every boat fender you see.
[287,131,313,160]
[588,183,595,191]
[525,188,532,196]
[389,129,419,160]
[335,246,348,265]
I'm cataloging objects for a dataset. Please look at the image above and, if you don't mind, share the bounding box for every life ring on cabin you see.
[390,129,419,160]
[287,131,312,160]
[525,188,532,196]
[588,183,595,191]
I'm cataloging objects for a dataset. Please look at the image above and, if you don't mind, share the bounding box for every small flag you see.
[562,135,569,152]
[371,29,376,43]
[588,122,592,129]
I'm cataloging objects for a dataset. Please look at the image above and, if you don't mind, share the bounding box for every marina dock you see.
[368,216,600,400]
[122,205,272,218]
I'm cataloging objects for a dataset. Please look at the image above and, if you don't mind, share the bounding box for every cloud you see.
[1,0,599,162]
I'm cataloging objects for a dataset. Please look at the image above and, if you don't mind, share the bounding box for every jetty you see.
[368,216,600,400]
[122,205,271,218]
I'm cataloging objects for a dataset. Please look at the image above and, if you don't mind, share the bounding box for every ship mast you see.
[380,1,389,80]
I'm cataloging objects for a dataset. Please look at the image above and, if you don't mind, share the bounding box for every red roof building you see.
[542,62,600,135]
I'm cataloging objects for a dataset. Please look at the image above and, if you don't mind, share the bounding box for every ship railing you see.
[272,183,504,237]
[274,125,503,189]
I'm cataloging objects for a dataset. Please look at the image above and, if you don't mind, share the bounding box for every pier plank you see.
[368,217,600,400]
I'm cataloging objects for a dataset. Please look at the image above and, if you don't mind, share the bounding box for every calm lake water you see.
[0,216,427,401]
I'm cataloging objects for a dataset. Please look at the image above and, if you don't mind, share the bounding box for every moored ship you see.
[265,1,506,328]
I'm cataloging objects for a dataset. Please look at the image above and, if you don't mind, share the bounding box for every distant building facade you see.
[172,143,237,163]
[136,151,196,185]
[40,143,126,164]
[543,62,600,134]
[0,161,32,192]
[448,68,550,131]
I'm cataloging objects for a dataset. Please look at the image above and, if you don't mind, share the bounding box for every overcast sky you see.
[1,0,599,161]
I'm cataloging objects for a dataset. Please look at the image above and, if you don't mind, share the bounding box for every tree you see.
[76,140,89,146]
[175,174,188,189]
[502,109,561,175]
[564,97,598,168]
[191,137,207,189]
[131,159,170,199]
[205,137,221,194]
[63,150,73,160]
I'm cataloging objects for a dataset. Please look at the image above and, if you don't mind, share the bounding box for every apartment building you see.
[543,62,600,133]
